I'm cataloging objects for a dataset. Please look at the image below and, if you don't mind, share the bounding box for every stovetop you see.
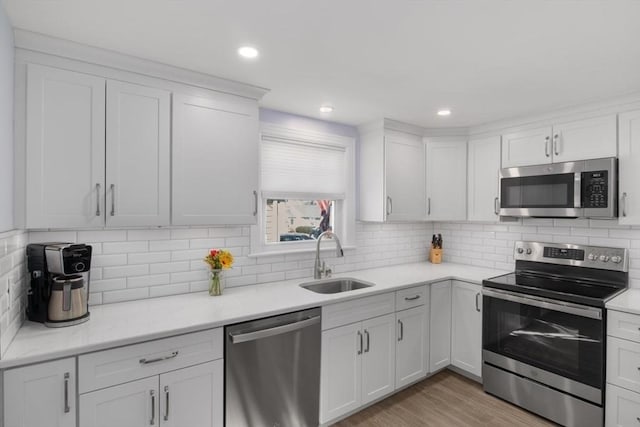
[483,271,626,307]
[483,241,629,308]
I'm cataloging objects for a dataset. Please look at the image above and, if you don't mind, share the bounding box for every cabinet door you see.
[106,81,170,226]
[385,131,426,221]
[430,280,452,372]
[79,376,159,427]
[361,313,396,404]
[172,92,259,225]
[159,360,223,427]
[320,322,362,424]
[501,126,552,167]
[606,383,640,427]
[425,139,467,221]
[25,64,106,228]
[396,306,427,389]
[4,358,76,427]
[551,114,617,163]
[451,281,482,377]
[618,110,640,225]
[468,135,501,221]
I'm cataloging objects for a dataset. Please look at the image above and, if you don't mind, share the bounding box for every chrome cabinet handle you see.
[405,295,420,301]
[150,390,156,425]
[357,331,363,355]
[163,385,169,421]
[544,136,550,157]
[475,293,481,312]
[253,190,258,216]
[95,183,101,216]
[140,351,179,365]
[494,197,500,215]
[398,320,404,341]
[553,134,560,156]
[386,196,393,216]
[623,192,628,217]
[364,330,370,353]
[110,184,115,216]
[63,372,70,413]
[427,197,431,215]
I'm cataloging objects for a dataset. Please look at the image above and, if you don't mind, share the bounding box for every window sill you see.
[248,245,356,258]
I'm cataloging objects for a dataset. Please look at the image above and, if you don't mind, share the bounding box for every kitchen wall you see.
[0,3,14,232]
[29,223,431,305]
[0,230,27,355]
[435,219,640,287]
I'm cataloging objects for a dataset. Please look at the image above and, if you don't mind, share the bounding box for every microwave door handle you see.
[574,173,582,208]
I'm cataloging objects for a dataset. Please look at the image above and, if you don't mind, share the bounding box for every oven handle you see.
[482,288,602,320]
[574,172,582,208]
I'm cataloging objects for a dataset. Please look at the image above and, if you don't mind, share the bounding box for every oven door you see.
[482,288,604,403]
[499,164,581,217]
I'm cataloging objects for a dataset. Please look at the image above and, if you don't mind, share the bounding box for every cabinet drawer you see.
[322,292,395,330]
[395,285,428,311]
[608,336,640,393]
[606,383,640,427]
[609,310,640,343]
[79,328,222,393]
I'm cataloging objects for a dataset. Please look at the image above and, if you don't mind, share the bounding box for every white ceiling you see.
[4,0,640,128]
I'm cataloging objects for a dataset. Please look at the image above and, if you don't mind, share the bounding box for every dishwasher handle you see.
[229,315,321,344]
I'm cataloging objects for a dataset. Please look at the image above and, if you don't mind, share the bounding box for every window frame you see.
[250,123,356,257]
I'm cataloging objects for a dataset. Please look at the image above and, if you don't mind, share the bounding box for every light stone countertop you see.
[606,288,640,315]
[0,262,508,369]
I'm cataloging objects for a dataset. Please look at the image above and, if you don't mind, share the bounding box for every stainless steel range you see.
[482,241,629,427]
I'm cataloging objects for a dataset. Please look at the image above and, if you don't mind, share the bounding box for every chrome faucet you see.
[314,231,344,279]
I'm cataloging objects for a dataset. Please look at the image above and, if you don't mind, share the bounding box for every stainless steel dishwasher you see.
[225,307,321,427]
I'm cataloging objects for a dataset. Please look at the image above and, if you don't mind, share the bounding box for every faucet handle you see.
[325,267,332,278]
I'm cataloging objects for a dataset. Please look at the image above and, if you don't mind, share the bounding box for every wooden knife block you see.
[429,247,442,264]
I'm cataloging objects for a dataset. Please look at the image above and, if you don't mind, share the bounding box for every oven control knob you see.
[517,247,524,254]
[599,255,610,262]
[611,256,622,264]
[526,248,532,255]
[588,253,596,261]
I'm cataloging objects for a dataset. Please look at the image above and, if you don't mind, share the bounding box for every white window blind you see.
[261,136,347,199]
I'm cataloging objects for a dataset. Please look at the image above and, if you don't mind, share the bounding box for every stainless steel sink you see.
[299,278,374,294]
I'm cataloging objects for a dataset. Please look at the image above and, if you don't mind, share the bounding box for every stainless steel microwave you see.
[499,157,617,218]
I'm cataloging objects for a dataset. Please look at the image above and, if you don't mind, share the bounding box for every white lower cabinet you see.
[80,361,223,427]
[396,305,428,388]
[4,358,76,427]
[320,314,396,423]
[79,376,159,427]
[451,281,482,377]
[429,280,452,372]
[606,383,640,427]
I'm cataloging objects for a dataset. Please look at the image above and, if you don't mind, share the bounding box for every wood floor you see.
[332,370,555,427]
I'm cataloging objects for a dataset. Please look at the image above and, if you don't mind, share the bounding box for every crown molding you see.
[13,29,269,100]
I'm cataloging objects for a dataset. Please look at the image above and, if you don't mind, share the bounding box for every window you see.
[251,124,356,255]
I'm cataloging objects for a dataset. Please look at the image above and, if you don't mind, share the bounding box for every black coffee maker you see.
[26,243,92,327]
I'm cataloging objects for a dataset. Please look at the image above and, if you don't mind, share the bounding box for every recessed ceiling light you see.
[319,105,334,113]
[238,46,259,59]
[437,109,452,116]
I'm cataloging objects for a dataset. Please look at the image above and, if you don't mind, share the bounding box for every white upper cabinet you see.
[501,115,617,168]
[619,109,640,225]
[106,81,171,226]
[551,115,617,162]
[467,135,501,222]
[358,122,425,222]
[501,126,552,168]
[385,131,426,221]
[25,64,106,228]
[23,65,173,228]
[425,138,467,221]
[172,92,259,225]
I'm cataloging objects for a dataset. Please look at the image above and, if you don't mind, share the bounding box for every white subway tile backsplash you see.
[128,252,171,265]
[103,288,149,304]
[103,241,149,254]
[29,230,77,243]
[150,262,191,274]
[92,254,128,267]
[149,240,190,252]
[189,238,226,249]
[78,230,127,242]
[91,278,127,292]
[0,230,27,356]
[127,274,170,288]
[103,264,149,279]
[149,283,190,298]
[127,229,171,241]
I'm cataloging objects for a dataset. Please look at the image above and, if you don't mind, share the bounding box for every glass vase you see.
[208,269,223,296]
